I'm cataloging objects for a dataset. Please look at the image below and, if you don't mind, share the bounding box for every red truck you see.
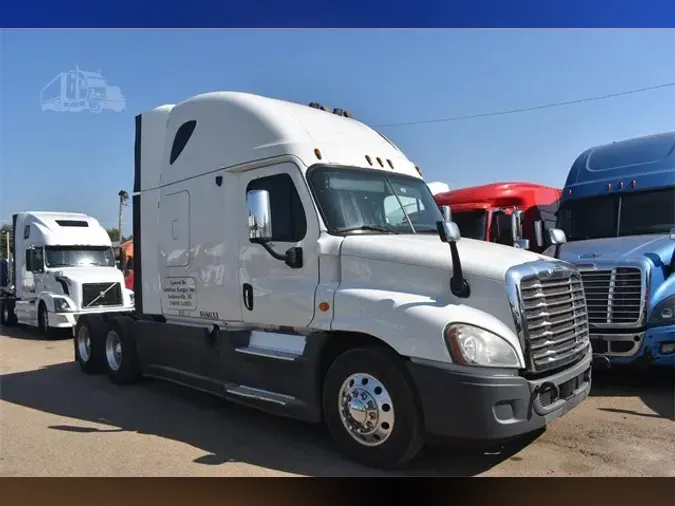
[434,182,561,253]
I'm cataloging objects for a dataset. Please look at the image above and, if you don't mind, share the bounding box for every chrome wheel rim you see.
[338,372,395,447]
[77,325,91,363]
[105,330,123,372]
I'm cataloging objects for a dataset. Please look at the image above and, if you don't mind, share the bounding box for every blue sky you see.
[1,29,675,231]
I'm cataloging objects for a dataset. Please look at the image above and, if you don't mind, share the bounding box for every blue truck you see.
[544,131,675,369]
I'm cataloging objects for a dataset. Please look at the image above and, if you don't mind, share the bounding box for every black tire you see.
[74,316,106,374]
[322,346,424,469]
[1,299,17,327]
[38,302,56,338]
[103,320,141,385]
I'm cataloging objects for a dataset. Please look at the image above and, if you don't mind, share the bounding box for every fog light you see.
[660,342,675,354]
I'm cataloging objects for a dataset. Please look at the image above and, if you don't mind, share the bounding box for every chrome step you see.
[224,385,296,405]
[235,345,299,361]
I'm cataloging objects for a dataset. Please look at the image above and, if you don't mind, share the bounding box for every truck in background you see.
[546,132,675,369]
[433,182,561,253]
[0,212,134,336]
[73,91,592,469]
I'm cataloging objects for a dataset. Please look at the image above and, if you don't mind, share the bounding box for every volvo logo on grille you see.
[99,291,107,298]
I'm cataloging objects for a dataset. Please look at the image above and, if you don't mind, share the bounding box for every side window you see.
[169,120,197,165]
[32,248,44,272]
[24,225,30,239]
[247,173,307,242]
[490,213,513,245]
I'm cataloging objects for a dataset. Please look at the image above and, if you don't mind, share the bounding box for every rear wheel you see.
[322,346,424,469]
[1,299,17,327]
[104,321,141,385]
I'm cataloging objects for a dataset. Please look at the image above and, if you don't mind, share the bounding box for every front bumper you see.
[406,350,592,442]
[48,306,133,328]
[596,325,675,368]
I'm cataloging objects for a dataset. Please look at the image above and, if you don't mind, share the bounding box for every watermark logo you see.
[41,65,126,113]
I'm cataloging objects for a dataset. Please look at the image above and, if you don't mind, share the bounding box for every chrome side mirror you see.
[437,220,461,243]
[548,228,567,245]
[511,210,525,243]
[247,189,273,242]
[440,205,452,222]
[514,239,530,249]
[534,220,544,248]
[548,228,567,260]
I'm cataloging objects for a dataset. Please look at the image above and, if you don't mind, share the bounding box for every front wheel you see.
[38,303,56,338]
[322,346,424,469]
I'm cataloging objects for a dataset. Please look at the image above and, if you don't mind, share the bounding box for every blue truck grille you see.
[578,267,643,325]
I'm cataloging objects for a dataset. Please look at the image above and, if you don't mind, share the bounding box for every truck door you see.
[15,247,41,323]
[238,163,320,328]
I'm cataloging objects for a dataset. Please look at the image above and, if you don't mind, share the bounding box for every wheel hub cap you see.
[77,327,91,362]
[338,373,395,447]
[105,331,123,371]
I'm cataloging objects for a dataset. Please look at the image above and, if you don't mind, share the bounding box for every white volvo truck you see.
[0,212,134,335]
[73,92,593,469]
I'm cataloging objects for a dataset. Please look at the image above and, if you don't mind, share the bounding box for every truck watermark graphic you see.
[41,65,126,113]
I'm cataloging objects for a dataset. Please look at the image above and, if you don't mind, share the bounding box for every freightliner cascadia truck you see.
[546,132,675,369]
[73,92,592,469]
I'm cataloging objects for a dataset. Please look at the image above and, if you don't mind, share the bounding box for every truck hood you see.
[340,233,548,282]
[50,266,125,284]
[547,234,674,266]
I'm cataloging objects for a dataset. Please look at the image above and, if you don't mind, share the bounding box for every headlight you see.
[444,323,521,368]
[649,295,675,325]
[53,297,72,312]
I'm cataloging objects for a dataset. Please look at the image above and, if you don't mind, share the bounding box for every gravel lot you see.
[1,325,673,477]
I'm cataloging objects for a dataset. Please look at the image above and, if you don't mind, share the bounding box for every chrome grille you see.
[578,267,643,325]
[520,272,590,373]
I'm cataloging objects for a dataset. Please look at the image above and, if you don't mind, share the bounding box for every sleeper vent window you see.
[170,120,197,165]
[56,220,89,227]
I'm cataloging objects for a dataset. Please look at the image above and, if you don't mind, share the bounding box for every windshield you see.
[308,166,443,234]
[450,210,487,240]
[45,246,116,268]
[556,187,674,241]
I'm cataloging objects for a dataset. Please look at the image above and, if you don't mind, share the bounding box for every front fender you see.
[330,287,526,367]
[38,291,77,313]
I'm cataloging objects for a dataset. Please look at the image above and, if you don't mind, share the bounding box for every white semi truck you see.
[0,212,134,335]
[73,92,593,469]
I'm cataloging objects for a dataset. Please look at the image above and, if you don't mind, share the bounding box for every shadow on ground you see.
[590,367,674,421]
[0,324,71,341]
[0,360,539,476]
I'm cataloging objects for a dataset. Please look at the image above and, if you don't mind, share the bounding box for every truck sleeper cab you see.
[74,92,592,469]
[434,182,561,253]
[0,212,134,335]
[546,132,675,369]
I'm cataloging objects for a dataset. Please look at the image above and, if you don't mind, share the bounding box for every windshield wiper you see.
[334,225,399,235]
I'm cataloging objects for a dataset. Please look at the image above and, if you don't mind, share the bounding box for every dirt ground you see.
[1,325,673,477]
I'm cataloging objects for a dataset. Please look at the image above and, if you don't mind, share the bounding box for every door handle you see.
[242,283,253,311]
